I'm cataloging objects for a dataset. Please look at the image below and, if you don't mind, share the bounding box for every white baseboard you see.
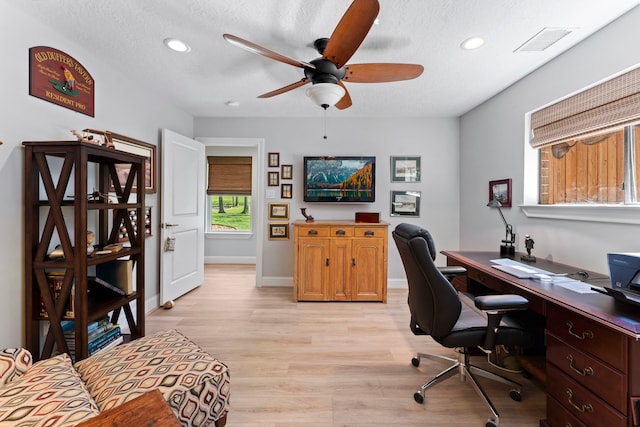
[258,277,407,288]
[205,256,256,264]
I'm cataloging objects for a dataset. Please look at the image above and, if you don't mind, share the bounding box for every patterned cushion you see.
[0,348,33,385]
[0,353,99,427]
[75,329,230,427]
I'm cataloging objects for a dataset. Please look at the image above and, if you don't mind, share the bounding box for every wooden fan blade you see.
[223,34,315,69]
[323,0,379,68]
[343,63,424,83]
[335,82,352,110]
[257,78,310,98]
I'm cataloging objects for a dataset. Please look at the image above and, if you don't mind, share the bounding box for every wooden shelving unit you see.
[23,140,146,361]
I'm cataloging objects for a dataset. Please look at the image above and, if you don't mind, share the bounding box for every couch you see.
[0,329,230,427]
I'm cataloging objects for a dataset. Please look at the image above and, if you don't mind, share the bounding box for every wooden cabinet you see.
[24,141,146,361]
[293,221,388,302]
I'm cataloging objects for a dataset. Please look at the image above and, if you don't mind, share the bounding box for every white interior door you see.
[160,129,205,305]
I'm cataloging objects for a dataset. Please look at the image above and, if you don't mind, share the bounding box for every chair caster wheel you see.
[509,389,522,401]
[413,391,424,404]
[486,419,498,427]
[411,357,420,367]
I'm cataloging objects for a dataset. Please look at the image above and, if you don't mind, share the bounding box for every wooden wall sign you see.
[29,46,95,117]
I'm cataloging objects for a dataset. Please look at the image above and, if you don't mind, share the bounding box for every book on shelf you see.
[96,260,133,295]
[40,271,74,319]
[89,276,125,296]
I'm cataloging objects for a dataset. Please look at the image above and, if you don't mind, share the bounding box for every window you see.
[539,125,639,204]
[207,156,252,232]
[530,65,640,207]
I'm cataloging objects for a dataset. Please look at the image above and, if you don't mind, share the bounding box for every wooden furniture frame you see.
[24,141,145,361]
[293,220,388,302]
[443,250,640,427]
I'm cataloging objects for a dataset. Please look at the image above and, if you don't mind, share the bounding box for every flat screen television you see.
[303,156,376,202]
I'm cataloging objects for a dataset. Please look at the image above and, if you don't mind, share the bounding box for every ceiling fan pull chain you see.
[323,109,328,140]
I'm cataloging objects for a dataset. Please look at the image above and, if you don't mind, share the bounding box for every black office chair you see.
[392,223,533,427]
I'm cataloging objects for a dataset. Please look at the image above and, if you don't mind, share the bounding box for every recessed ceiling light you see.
[163,38,191,53]
[225,100,240,107]
[460,36,485,50]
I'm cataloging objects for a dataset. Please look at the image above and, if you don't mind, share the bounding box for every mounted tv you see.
[303,156,376,202]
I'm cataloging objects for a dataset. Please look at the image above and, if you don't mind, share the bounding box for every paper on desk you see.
[490,258,597,294]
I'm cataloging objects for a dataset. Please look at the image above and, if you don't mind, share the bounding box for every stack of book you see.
[61,315,123,359]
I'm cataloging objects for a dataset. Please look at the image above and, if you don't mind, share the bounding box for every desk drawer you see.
[547,307,625,371]
[547,395,587,427]
[547,333,625,413]
[547,364,625,427]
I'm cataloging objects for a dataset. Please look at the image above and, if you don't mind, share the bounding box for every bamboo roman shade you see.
[530,66,640,149]
[207,156,252,195]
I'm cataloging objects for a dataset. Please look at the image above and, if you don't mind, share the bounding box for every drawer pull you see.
[566,354,593,377]
[352,258,356,266]
[364,230,375,236]
[326,258,330,266]
[566,321,594,340]
[308,230,318,235]
[335,229,346,236]
[566,388,593,413]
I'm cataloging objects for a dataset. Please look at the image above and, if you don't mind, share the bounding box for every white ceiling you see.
[15,0,640,118]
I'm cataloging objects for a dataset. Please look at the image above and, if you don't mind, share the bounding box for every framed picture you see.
[109,132,156,193]
[489,178,512,207]
[390,190,421,217]
[268,171,279,186]
[391,156,421,182]
[268,222,289,240]
[281,164,293,179]
[268,202,289,220]
[281,183,292,199]
[268,152,280,167]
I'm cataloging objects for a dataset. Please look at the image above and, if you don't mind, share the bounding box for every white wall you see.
[0,3,193,347]
[459,6,640,274]
[195,116,461,285]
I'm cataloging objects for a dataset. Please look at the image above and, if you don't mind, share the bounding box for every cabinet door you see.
[298,238,330,301]
[329,239,352,300]
[351,238,384,301]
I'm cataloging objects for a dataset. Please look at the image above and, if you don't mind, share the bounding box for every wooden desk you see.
[443,251,640,427]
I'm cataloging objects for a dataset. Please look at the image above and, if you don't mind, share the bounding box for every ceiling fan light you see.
[306,83,346,109]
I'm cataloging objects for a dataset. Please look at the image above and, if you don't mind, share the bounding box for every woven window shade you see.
[207,156,252,195]
[530,66,640,149]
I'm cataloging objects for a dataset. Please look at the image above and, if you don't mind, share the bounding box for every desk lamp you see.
[486,199,515,256]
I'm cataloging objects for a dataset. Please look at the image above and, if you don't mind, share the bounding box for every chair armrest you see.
[437,266,467,279]
[474,294,528,312]
[473,295,529,352]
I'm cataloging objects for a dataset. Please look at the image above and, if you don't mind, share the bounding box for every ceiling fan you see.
[223,0,424,110]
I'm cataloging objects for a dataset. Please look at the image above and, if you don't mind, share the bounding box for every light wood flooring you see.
[145,264,546,427]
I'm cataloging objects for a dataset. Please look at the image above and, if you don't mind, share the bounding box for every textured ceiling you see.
[13,0,640,118]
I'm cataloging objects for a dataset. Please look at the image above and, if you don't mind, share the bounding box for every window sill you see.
[205,231,253,239]
[520,204,640,225]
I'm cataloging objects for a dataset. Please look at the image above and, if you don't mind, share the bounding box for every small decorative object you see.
[103,243,124,253]
[390,190,421,217]
[71,130,101,145]
[355,212,380,223]
[281,164,293,179]
[48,245,64,259]
[300,208,314,222]
[86,231,95,255]
[268,152,280,167]
[489,178,512,208]
[521,235,536,262]
[268,202,289,220]
[268,222,290,240]
[390,156,421,182]
[83,128,114,148]
[281,183,293,199]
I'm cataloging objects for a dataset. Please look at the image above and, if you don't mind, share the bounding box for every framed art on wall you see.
[268,171,279,186]
[489,178,512,207]
[268,202,289,220]
[281,183,292,199]
[109,132,157,193]
[390,190,421,217]
[268,152,280,167]
[281,164,293,179]
[268,222,289,240]
[390,156,421,182]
